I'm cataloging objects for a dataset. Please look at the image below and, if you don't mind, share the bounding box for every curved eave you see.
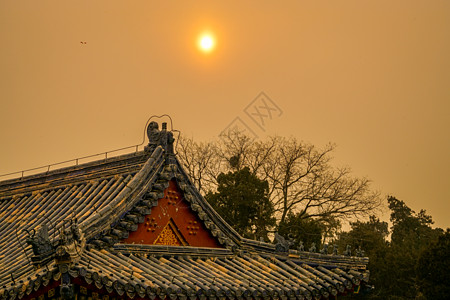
[0,246,369,300]
[0,147,164,290]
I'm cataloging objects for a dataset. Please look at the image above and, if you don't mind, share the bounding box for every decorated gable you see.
[123,180,222,248]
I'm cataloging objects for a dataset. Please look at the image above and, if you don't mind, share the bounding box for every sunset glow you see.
[1,1,449,232]
[198,34,215,53]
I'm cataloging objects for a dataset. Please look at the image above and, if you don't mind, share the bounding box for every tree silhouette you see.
[205,167,276,240]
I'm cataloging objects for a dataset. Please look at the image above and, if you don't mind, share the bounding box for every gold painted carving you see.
[154,219,187,246]
[48,289,55,297]
[80,286,88,295]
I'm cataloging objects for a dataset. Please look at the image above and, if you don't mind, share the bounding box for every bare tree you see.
[217,129,278,176]
[262,137,380,226]
[176,136,222,194]
[176,130,381,228]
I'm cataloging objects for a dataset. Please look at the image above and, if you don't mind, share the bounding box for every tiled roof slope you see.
[0,122,369,300]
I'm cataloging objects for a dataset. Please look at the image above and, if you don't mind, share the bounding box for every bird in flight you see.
[80,41,87,45]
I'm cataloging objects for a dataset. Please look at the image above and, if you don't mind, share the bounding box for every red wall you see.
[123,180,222,248]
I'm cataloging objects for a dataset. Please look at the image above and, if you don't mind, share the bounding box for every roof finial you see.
[145,121,174,154]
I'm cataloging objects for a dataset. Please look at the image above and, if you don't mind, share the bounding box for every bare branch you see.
[177,130,382,229]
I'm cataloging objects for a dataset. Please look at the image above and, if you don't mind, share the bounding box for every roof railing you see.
[0,114,178,181]
[0,144,142,181]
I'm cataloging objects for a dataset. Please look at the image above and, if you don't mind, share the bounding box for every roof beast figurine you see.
[25,224,54,268]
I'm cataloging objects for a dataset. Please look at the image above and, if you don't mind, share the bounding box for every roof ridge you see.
[82,146,165,240]
[0,151,150,198]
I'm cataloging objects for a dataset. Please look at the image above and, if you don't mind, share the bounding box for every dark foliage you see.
[205,167,276,240]
[384,197,443,299]
[416,229,450,299]
[278,212,324,250]
[334,197,445,299]
[334,216,389,299]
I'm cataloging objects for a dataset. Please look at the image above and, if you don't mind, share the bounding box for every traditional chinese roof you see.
[0,121,369,300]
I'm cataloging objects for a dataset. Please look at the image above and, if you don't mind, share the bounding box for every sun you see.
[198,33,215,53]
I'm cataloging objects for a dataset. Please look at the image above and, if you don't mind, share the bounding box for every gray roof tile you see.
[1,128,369,299]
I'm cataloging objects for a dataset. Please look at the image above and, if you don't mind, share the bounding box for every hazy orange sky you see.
[1,1,449,229]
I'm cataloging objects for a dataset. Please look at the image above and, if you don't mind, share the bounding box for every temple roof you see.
[0,121,369,300]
